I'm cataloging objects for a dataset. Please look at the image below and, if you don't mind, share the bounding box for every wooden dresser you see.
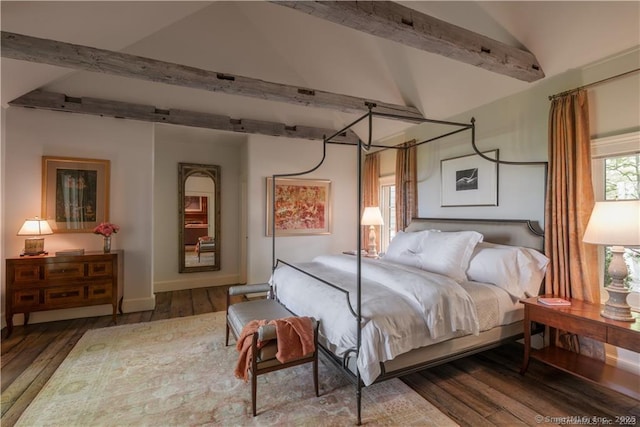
[5,251,123,337]
[520,296,639,400]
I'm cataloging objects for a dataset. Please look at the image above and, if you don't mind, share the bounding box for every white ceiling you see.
[2,1,639,142]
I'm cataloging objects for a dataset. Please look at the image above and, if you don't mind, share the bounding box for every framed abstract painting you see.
[266,177,331,236]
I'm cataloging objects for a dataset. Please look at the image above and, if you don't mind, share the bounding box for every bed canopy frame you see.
[269,106,546,425]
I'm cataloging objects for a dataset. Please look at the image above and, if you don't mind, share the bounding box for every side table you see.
[520,296,639,400]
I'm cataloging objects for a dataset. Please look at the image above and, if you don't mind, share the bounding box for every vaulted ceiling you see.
[2,1,639,143]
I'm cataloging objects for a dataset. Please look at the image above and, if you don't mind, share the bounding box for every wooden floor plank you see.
[149,289,172,321]
[170,289,194,318]
[192,287,214,315]
[487,343,640,417]
[406,371,496,427]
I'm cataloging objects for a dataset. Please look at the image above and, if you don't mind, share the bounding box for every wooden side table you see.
[520,296,639,400]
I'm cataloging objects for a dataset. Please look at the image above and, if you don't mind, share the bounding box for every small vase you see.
[103,236,112,253]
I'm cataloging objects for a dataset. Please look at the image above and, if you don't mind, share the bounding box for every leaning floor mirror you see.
[178,163,221,273]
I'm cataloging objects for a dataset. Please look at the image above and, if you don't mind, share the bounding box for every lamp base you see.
[367,225,378,258]
[22,237,46,256]
[601,285,635,322]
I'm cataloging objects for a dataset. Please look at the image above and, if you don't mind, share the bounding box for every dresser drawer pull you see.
[51,291,80,299]
[19,295,36,302]
[50,268,78,274]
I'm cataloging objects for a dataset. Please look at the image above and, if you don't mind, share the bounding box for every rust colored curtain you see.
[545,90,599,303]
[395,141,417,232]
[363,152,380,250]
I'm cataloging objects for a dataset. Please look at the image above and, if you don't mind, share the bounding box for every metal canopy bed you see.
[268,107,546,425]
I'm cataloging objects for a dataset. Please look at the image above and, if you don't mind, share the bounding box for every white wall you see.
[245,135,359,283]
[153,124,244,291]
[3,107,155,325]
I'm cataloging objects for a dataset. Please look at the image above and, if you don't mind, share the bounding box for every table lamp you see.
[361,206,384,257]
[583,200,640,322]
[17,217,53,256]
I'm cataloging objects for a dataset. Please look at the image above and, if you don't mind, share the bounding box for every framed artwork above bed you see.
[266,177,331,236]
[441,150,499,207]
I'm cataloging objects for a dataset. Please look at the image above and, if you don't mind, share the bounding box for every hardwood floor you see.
[2,286,639,426]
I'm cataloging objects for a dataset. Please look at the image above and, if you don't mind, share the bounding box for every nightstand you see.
[520,296,639,400]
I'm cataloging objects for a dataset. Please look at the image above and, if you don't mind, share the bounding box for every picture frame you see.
[42,156,110,233]
[266,177,331,236]
[441,150,499,207]
[184,195,203,213]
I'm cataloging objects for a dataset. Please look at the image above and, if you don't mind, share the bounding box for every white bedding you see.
[270,254,481,385]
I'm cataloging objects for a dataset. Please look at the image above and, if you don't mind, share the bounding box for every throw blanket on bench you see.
[234,316,315,381]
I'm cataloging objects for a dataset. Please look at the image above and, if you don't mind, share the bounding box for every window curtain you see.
[363,152,380,250]
[545,90,602,358]
[395,141,417,232]
[545,90,599,302]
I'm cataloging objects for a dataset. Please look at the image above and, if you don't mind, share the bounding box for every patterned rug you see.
[16,312,457,426]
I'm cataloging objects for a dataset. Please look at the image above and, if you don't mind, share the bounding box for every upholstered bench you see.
[225,283,319,416]
[196,236,215,262]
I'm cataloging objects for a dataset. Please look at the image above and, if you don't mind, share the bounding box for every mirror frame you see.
[178,162,221,273]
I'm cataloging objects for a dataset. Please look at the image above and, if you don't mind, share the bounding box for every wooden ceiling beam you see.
[1,31,423,120]
[272,1,545,82]
[9,90,360,143]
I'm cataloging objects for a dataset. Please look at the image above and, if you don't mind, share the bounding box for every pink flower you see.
[93,222,120,237]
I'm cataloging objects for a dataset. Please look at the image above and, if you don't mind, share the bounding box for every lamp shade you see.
[583,200,640,246]
[361,207,384,226]
[17,218,53,236]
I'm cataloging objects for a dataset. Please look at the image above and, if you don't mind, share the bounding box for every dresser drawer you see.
[88,282,113,301]
[529,305,608,341]
[45,263,84,280]
[608,327,640,353]
[13,289,40,308]
[13,265,42,283]
[44,286,84,305]
[88,262,113,277]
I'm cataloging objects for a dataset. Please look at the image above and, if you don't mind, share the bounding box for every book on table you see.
[537,297,571,306]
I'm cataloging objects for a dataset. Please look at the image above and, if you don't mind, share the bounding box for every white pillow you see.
[415,231,484,282]
[466,242,549,298]
[381,231,426,268]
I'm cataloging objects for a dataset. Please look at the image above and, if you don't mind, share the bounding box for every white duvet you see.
[270,254,479,385]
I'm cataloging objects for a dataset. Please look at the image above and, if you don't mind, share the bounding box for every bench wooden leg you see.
[313,354,319,397]
[251,372,258,416]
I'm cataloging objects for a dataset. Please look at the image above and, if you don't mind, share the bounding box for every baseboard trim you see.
[154,274,241,292]
[606,348,640,376]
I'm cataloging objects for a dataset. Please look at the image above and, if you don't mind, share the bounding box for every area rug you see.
[16,312,457,426]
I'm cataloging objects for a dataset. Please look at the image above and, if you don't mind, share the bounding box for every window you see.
[379,175,396,253]
[591,132,640,310]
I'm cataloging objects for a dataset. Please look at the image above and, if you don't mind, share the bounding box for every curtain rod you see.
[548,67,640,100]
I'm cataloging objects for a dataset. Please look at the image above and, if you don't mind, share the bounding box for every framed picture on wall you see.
[441,150,499,207]
[42,156,110,232]
[266,177,331,236]
[184,195,203,213]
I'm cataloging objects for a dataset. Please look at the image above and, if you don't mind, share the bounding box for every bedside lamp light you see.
[583,200,640,322]
[17,217,53,256]
[361,206,384,257]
